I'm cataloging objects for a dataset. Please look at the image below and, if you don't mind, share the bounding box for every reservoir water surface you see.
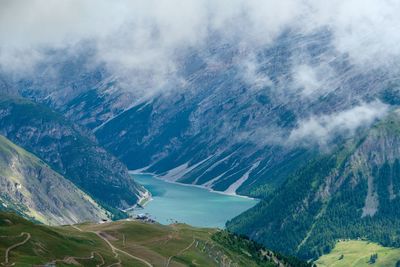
[132,174,258,228]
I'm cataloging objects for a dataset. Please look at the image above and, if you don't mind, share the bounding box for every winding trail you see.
[1,232,31,266]
[72,225,153,267]
[165,238,195,267]
[50,251,105,267]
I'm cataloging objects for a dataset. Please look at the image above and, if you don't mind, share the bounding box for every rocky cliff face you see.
[0,96,145,213]
[9,31,394,198]
[0,135,108,225]
[91,32,390,197]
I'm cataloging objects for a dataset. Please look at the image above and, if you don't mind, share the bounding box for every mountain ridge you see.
[0,95,145,217]
[227,109,400,259]
[0,134,108,225]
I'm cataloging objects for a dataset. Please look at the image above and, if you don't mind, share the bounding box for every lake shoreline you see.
[128,172,258,228]
[138,190,152,207]
[128,170,258,201]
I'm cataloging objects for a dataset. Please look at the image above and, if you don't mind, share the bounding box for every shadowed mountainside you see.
[0,95,145,217]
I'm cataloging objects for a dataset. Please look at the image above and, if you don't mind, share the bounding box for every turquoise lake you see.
[132,174,258,228]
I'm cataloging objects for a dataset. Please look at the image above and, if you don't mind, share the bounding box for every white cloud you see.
[1,0,399,148]
[307,0,400,67]
[239,53,272,90]
[288,101,389,147]
[292,64,321,96]
[1,0,400,98]
[290,60,341,99]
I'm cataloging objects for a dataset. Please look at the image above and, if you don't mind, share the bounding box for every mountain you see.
[227,110,400,259]
[1,27,399,261]
[8,31,389,199]
[0,135,107,225]
[89,32,389,198]
[0,212,310,267]
[0,95,145,217]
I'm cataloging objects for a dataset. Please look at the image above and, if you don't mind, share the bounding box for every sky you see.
[2,0,400,73]
[0,0,398,146]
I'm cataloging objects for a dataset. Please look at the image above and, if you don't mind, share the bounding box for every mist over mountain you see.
[2,0,399,143]
[1,0,400,263]
[5,23,396,196]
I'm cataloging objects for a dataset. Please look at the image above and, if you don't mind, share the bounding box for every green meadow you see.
[316,240,400,267]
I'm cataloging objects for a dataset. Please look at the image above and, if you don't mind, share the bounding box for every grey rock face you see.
[0,96,145,211]
[3,31,397,197]
[0,135,108,225]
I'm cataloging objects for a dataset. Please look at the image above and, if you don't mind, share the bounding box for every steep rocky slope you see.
[228,110,400,259]
[93,32,390,197]
[10,32,394,198]
[0,95,145,215]
[0,135,107,225]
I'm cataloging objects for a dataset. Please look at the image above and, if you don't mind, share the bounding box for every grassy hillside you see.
[0,212,118,266]
[0,135,107,225]
[316,240,400,267]
[0,212,310,267]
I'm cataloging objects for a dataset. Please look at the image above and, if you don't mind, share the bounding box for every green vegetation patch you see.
[316,240,400,267]
[0,211,310,266]
[0,213,118,266]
